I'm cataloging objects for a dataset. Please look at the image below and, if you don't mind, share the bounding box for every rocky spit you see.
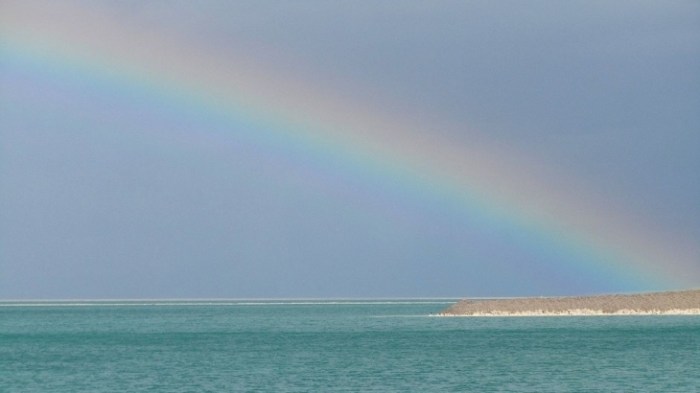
[440,289,700,316]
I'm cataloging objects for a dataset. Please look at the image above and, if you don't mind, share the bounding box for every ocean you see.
[1,300,699,392]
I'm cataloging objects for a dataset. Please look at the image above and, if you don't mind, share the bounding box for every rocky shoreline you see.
[439,289,700,316]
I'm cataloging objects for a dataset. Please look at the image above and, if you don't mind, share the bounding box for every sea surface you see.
[1,300,699,392]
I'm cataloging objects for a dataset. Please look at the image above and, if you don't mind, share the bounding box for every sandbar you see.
[440,289,700,316]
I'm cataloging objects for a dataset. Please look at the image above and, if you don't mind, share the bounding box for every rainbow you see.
[2,2,698,290]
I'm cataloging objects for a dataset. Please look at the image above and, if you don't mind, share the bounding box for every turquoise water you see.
[1,300,699,392]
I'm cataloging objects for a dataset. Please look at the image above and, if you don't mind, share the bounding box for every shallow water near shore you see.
[2,300,699,392]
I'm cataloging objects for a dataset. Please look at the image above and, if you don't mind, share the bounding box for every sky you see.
[1,0,698,299]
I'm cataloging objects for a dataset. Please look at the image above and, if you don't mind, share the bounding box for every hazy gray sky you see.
[1,1,698,298]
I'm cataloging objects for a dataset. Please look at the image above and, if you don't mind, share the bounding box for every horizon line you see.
[3,288,697,304]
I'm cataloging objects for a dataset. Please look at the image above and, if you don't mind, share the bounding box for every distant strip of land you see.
[439,289,700,316]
